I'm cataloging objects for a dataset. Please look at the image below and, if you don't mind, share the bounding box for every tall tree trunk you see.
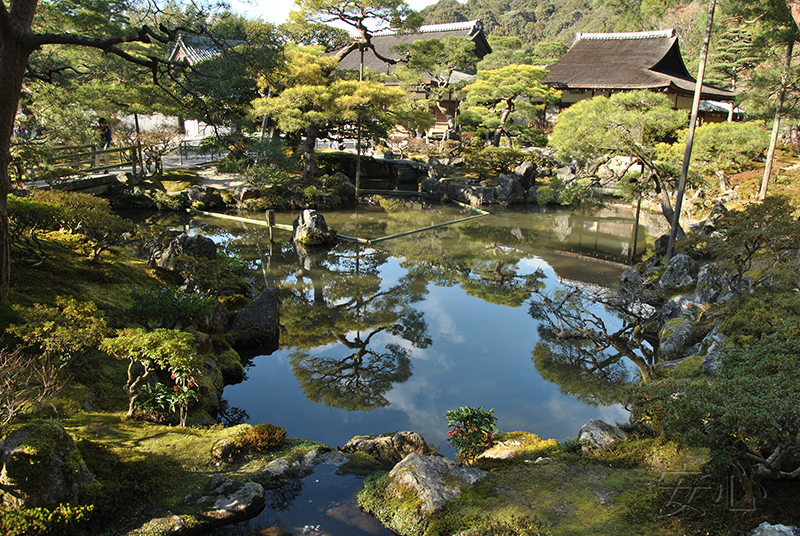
[759,39,793,201]
[301,124,319,183]
[0,0,39,302]
[492,102,513,148]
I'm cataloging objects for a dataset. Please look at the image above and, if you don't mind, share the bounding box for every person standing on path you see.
[97,118,112,170]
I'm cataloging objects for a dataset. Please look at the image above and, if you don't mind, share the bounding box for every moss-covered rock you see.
[215,347,245,385]
[0,420,95,508]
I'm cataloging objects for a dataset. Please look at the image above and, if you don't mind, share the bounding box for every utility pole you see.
[665,0,717,264]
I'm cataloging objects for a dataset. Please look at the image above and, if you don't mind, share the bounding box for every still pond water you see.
[174,201,663,536]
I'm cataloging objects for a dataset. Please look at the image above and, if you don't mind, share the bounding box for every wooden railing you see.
[48,144,140,176]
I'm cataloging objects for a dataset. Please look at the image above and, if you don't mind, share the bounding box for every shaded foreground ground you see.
[59,412,799,536]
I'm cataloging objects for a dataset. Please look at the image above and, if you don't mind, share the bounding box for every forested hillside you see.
[419,0,709,65]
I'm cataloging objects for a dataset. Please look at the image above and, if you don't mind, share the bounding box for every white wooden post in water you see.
[266,209,275,243]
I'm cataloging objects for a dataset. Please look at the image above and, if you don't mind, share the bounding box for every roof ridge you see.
[372,20,481,37]
[576,29,676,41]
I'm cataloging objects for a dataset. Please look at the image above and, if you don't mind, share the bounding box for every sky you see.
[228,0,440,27]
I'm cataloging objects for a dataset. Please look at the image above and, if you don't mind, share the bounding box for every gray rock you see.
[658,316,697,362]
[748,522,800,536]
[210,481,265,519]
[702,201,728,232]
[341,431,436,469]
[619,267,643,293]
[230,287,279,349]
[514,161,537,190]
[701,328,725,374]
[234,186,261,203]
[447,184,495,206]
[578,419,628,449]
[187,185,224,209]
[154,232,217,271]
[386,453,487,513]
[694,262,727,304]
[314,192,338,210]
[0,421,95,508]
[527,184,540,202]
[337,178,356,203]
[496,173,523,204]
[556,164,577,183]
[419,178,438,193]
[292,210,337,247]
[659,253,696,289]
[659,295,700,327]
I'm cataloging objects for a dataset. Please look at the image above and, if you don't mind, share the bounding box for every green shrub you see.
[560,435,589,454]
[378,197,406,212]
[464,147,537,176]
[303,185,319,205]
[134,382,172,422]
[30,190,134,262]
[444,406,498,465]
[7,195,64,262]
[0,503,93,536]
[127,287,215,330]
[245,165,291,186]
[7,297,107,369]
[236,423,287,452]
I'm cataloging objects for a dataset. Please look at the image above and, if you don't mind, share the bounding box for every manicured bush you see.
[445,406,498,465]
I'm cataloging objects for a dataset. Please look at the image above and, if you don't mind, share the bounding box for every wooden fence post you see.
[266,210,275,243]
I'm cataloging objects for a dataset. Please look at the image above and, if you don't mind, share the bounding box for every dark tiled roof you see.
[169,34,247,65]
[334,20,492,75]
[542,29,735,101]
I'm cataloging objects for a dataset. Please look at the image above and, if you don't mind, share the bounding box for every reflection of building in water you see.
[542,250,626,288]
[537,204,669,266]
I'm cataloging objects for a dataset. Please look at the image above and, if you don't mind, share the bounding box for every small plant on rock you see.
[445,406,497,465]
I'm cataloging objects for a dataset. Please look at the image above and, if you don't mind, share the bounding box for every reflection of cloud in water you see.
[426,296,465,345]
[385,378,448,449]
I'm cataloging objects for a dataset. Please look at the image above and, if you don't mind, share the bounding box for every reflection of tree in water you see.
[532,332,630,406]
[291,332,412,411]
[397,222,545,307]
[529,284,655,401]
[280,243,431,412]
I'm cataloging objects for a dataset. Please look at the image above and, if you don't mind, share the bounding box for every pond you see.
[169,201,666,536]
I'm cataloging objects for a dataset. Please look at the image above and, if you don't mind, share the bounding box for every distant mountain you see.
[418,0,707,66]
[418,0,620,49]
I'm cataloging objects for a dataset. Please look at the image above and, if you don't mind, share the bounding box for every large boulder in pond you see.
[152,232,217,271]
[496,173,523,205]
[514,161,537,190]
[341,431,436,468]
[385,454,487,513]
[0,421,95,508]
[230,287,279,349]
[187,185,224,210]
[292,210,337,247]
